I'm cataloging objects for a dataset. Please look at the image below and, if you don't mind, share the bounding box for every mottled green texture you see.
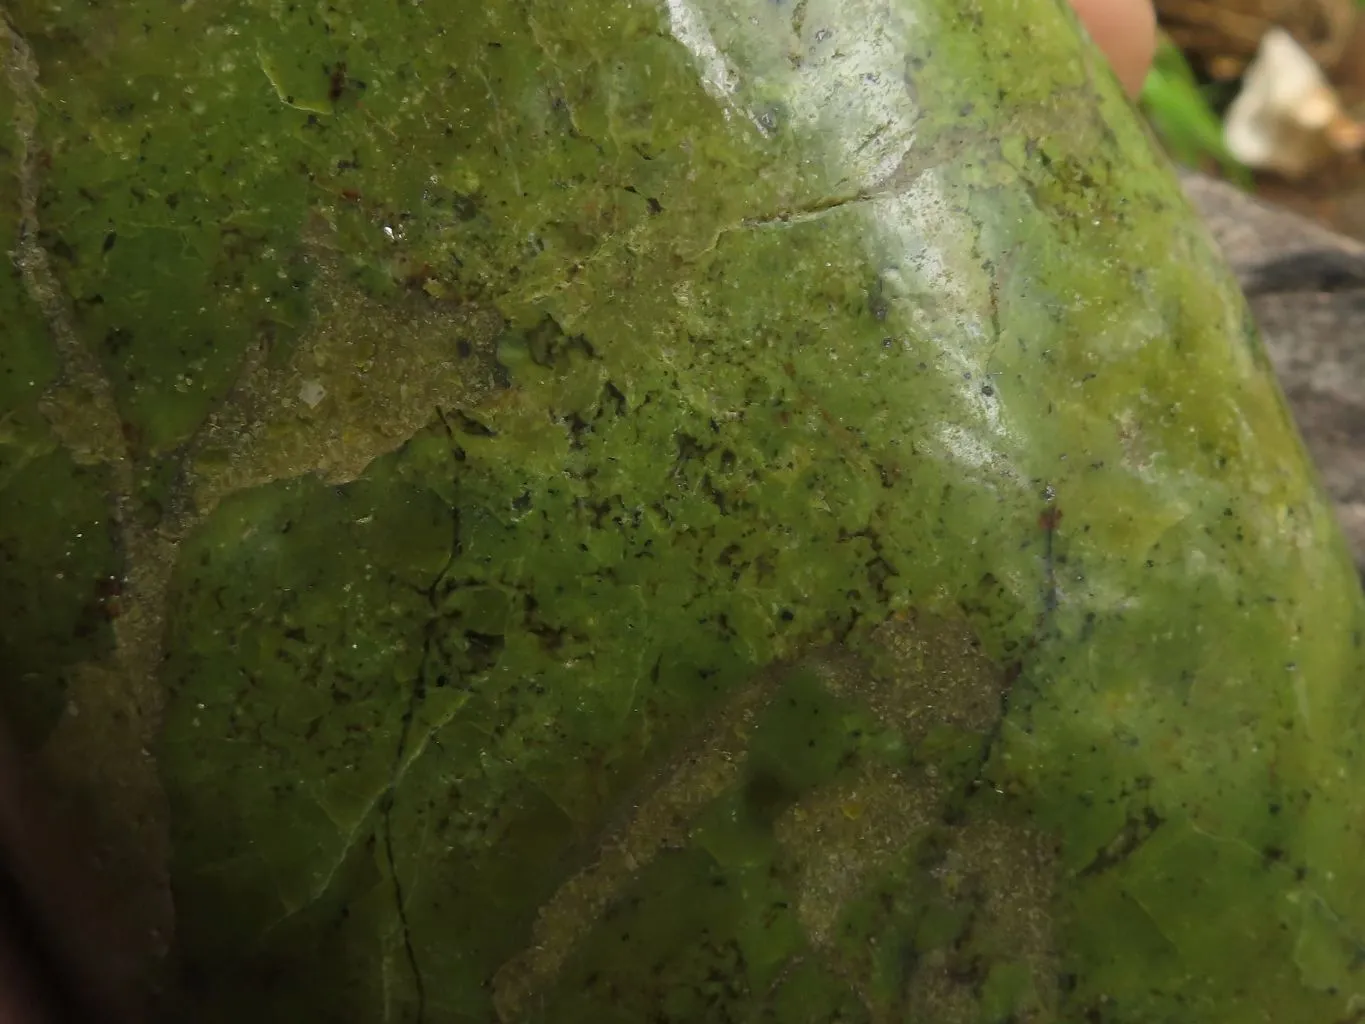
[2,0,1364,1022]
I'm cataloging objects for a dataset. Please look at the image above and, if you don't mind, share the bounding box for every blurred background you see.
[1144,0,1365,235]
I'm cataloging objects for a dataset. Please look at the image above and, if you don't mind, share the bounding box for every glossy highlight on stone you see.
[1,0,1363,1021]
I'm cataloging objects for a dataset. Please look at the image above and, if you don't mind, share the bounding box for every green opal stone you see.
[2,0,1363,1021]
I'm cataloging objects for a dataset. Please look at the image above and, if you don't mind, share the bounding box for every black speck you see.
[103,327,133,355]
[452,409,496,437]
[452,192,479,221]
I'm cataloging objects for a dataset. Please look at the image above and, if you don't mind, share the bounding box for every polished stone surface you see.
[2,1,1363,1021]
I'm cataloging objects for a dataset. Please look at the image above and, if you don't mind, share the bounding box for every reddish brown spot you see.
[1038,506,1063,532]
[402,263,435,289]
[339,188,362,202]
[328,62,348,102]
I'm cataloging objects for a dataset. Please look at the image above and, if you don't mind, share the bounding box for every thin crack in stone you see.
[741,192,885,228]
[679,110,1066,276]
[261,785,384,935]
[380,806,426,1023]
[376,409,463,1024]
[377,620,446,1024]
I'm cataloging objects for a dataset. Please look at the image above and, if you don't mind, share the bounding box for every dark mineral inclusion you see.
[1,0,1364,1021]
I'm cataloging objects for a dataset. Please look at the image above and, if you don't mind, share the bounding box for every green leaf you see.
[1141,38,1252,186]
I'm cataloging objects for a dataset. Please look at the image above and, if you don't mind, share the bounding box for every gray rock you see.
[1183,171,1365,568]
